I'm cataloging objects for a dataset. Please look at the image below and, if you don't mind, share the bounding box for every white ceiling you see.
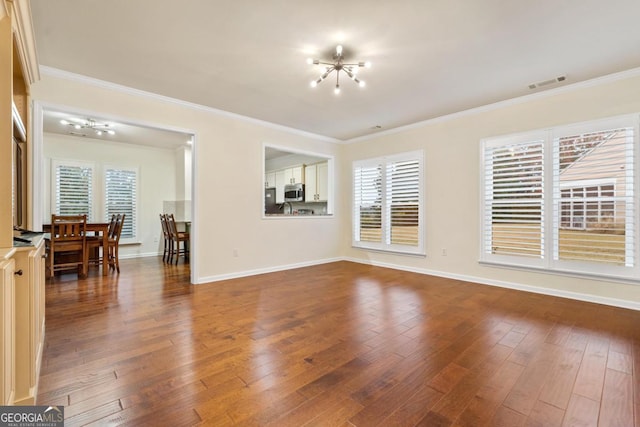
[30,0,640,142]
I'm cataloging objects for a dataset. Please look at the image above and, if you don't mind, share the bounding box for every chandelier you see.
[60,118,116,136]
[307,45,371,94]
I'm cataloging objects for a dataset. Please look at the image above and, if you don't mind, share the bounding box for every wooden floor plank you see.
[562,394,599,427]
[573,337,609,402]
[537,347,583,410]
[599,368,634,427]
[36,258,640,426]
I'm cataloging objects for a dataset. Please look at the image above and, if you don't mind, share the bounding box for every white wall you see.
[31,70,342,283]
[340,71,640,307]
[42,132,177,258]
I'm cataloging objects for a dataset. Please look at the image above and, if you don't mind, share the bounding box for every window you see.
[51,161,139,241]
[53,160,94,220]
[481,115,638,280]
[105,168,137,239]
[353,150,424,255]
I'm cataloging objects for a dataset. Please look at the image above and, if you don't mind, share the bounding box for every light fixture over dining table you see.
[60,118,116,136]
[307,45,371,95]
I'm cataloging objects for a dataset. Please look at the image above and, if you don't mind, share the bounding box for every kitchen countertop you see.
[13,231,45,248]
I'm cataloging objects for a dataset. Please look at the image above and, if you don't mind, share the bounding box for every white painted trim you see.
[343,257,640,312]
[345,67,640,144]
[39,66,640,146]
[119,252,163,259]
[8,0,40,84]
[39,66,340,144]
[110,252,640,310]
[32,99,199,284]
[194,257,343,284]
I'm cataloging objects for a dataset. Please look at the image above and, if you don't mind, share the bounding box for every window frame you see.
[480,114,640,282]
[352,150,425,256]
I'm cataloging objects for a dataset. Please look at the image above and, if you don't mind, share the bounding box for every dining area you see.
[43,213,126,279]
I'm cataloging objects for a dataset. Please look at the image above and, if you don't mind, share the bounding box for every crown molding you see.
[345,67,640,144]
[39,66,340,144]
[8,0,40,84]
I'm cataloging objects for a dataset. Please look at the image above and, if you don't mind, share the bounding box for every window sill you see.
[479,259,640,286]
[263,214,334,219]
[119,241,142,246]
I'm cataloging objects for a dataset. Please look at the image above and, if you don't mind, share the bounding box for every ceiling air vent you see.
[528,75,566,90]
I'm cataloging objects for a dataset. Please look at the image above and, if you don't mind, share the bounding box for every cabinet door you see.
[275,170,286,203]
[291,166,304,184]
[265,171,276,188]
[317,162,329,201]
[283,168,294,184]
[304,164,317,202]
[0,258,15,405]
[29,242,45,396]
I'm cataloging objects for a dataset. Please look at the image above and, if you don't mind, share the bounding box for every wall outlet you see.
[441,248,447,256]
[233,248,239,258]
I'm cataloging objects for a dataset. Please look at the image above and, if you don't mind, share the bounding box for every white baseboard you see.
[195,257,343,284]
[343,257,640,311]
[124,252,640,311]
[120,252,163,259]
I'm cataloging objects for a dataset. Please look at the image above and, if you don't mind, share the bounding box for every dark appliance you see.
[264,187,280,214]
[284,183,305,202]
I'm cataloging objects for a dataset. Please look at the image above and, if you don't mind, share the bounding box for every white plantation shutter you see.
[353,151,423,254]
[481,114,639,281]
[483,139,544,260]
[552,125,635,268]
[354,162,383,244]
[55,162,94,220]
[386,159,420,246]
[105,168,137,239]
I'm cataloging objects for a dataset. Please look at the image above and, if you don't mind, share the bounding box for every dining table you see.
[43,222,110,276]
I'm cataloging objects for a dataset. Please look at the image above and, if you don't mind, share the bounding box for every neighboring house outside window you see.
[353,150,424,255]
[481,114,637,280]
[559,182,615,230]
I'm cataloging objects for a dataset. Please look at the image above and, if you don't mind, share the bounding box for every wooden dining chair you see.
[166,213,189,264]
[45,214,88,278]
[86,214,117,269]
[159,214,171,263]
[106,214,125,273]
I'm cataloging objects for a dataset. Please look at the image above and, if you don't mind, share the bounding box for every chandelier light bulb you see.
[74,124,81,129]
[364,61,372,68]
[60,119,69,125]
[310,80,318,88]
[334,85,340,94]
[359,80,366,88]
[336,45,343,56]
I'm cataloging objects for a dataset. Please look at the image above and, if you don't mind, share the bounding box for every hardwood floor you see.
[37,258,640,426]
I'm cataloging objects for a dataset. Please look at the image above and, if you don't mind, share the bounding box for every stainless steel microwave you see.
[284,183,305,202]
